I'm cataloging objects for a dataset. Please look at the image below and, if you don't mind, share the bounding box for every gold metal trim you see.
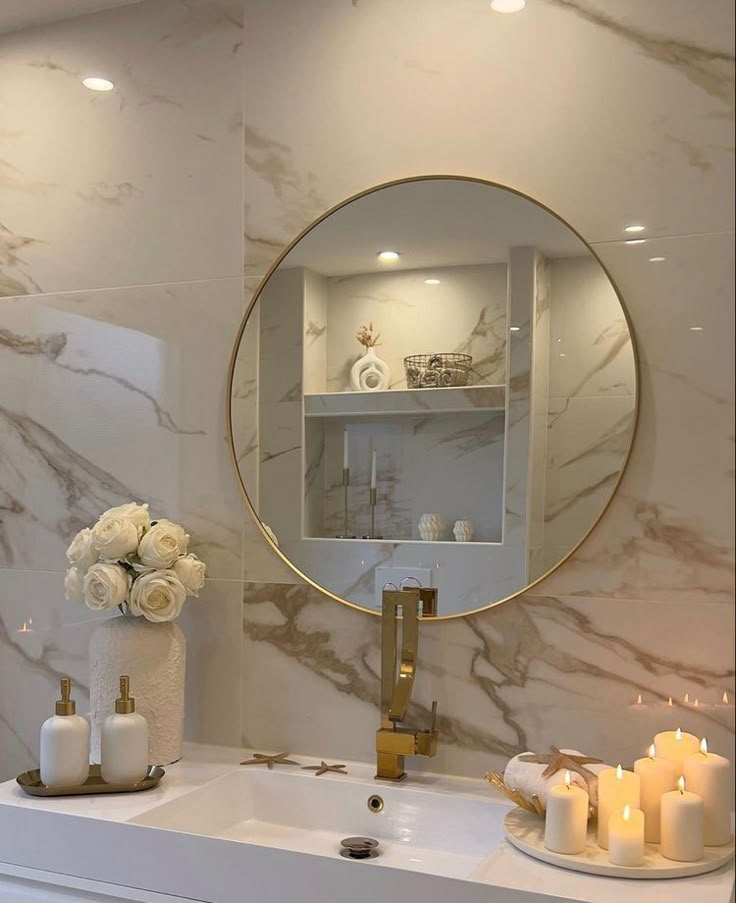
[226,174,641,621]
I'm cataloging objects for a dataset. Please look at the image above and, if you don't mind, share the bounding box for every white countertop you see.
[0,743,733,903]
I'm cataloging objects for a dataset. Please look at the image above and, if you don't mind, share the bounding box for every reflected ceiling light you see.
[649,256,666,262]
[423,278,441,285]
[625,239,646,245]
[624,224,646,233]
[559,353,566,358]
[509,326,520,332]
[689,326,704,332]
[82,76,114,92]
[490,0,526,11]
[377,250,400,262]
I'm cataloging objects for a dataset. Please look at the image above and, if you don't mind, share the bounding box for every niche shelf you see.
[304,384,506,418]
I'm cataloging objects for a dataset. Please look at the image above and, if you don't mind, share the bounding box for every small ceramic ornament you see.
[350,323,391,391]
[418,513,445,542]
[453,519,474,542]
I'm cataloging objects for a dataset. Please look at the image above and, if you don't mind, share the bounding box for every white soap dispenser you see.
[101,675,149,785]
[40,677,90,788]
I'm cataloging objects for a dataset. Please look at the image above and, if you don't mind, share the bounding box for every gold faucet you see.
[375,585,439,781]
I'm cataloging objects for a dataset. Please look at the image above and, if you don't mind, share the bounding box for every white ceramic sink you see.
[131,767,507,880]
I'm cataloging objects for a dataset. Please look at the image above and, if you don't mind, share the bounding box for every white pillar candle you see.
[660,776,704,862]
[343,429,349,469]
[683,738,733,846]
[370,449,377,489]
[597,764,641,849]
[634,744,677,843]
[544,770,589,855]
[654,727,699,774]
[608,805,645,867]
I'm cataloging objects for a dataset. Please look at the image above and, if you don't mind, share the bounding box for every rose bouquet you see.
[64,502,206,623]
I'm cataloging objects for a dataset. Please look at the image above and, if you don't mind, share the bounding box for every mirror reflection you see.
[229,178,637,617]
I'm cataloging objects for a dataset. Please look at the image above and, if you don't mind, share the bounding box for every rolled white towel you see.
[504,749,611,808]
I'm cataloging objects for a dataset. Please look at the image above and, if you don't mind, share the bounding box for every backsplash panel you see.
[1,0,733,780]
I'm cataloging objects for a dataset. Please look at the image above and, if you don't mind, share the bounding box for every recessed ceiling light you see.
[559,353,566,358]
[490,0,526,11]
[649,256,666,263]
[423,278,441,285]
[377,250,400,262]
[82,76,114,92]
[509,326,520,332]
[624,224,646,233]
[689,326,704,332]
[625,239,646,245]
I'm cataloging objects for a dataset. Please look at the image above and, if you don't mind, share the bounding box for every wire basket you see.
[404,353,473,388]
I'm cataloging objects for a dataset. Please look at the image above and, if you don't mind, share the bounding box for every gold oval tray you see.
[17,764,165,797]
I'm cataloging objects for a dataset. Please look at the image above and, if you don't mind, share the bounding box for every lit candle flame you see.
[616,764,623,780]
[667,696,673,707]
[694,698,700,708]
[675,727,682,741]
[623,804,631,823]
[636,693,643,705]
[723,691,729,705]
[648,743,656,759]
[684,693,690,704]
[564,770,572,789]
[700,737,708,755]
[677,776,686,794]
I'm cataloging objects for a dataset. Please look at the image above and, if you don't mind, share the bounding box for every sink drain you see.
[340,836,380,860]
[367,794,384,814]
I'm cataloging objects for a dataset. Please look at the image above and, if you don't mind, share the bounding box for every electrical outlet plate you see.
[374,566,433,610]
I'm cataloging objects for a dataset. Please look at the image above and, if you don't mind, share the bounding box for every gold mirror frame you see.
[226,175,641,621]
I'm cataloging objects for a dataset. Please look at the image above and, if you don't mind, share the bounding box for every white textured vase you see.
[418,513,445,542]
[453,519,474,542]
[89,617,186,766]
[350,346,391,391]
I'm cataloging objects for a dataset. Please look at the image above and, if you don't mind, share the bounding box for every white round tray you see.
[504,808,735,880]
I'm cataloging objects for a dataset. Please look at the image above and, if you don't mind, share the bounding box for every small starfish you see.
[240,752,300,769]
[518,747,603,797]
[301,761,348,776]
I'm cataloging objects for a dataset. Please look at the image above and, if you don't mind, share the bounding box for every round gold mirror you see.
[228,177,638,618]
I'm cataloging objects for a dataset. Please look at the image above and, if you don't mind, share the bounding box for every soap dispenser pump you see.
[101,675,149,785]
[40,677,90,788]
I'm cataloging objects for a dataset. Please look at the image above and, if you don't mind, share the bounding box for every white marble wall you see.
[1,0,733,783]
[239,0,735,777]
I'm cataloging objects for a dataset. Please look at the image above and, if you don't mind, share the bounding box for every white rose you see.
[129,570,187,622]
[66,528,98,570]
[138,519,189,569]
[92,515,140,560]
[64,568,85,602]
[172,553,206,596]
[83,562,131,611]
[100,502,151,531]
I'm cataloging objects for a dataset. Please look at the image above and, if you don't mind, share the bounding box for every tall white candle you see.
[654,727,699,774]
[544,771,589,855]
[660,776,704,862]
[608,805,645,867]
[634,744,677,843]
[370,449,377,489]
[683,738,732,846]
[597,764,641,849]
[343,429,349,470]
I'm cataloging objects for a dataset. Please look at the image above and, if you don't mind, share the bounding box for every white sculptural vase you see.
[418,513,445,542]
[453,519,475,542]
[89,616,186,766]
[350,346,391,392]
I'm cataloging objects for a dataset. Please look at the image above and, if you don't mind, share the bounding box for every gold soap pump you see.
[100,675,149,785]
[55,676,76,716]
